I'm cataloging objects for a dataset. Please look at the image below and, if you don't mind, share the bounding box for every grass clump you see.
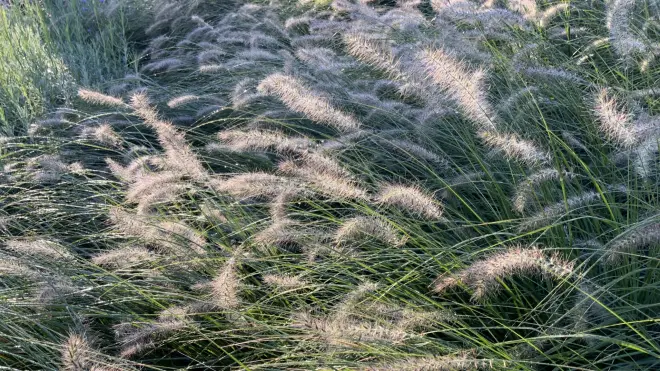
[1,0,660,370]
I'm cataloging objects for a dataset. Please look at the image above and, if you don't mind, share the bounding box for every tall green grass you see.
[0,4,71,136]
[0,0,147,136]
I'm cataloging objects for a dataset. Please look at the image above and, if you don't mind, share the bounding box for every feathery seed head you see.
[198,64,226,74]
[278,160,366,199]
[359,351,490,370]
[157,221,207,255]
[292,312,411,347]
[125,172,183,204]
[507,0,537,19]
[519,191,602,231]
[135,182,188,215]
[92,246,156,269]
[211,172,297,199]
[478,130,550,166]
[4,239,73,261]
[218,130,314,154]
[434,246,574,301]
[593,88,637,148]
[0,259,41,280]
[270,188,303,222]
[130,93,206,179]
[380,139,447,164]
[258,73,361,132]
[61,333,94,371]
[252,219,317,251]
[419,48,497,131]
[211,257,240,309]
[78,89,127,108]
[512,168,577,213]
[605,222,660,262]
[141,58,185,73]
[263,274,307,289]
[335,216,407,247]
[607,0,647,59]
[82,124,122,147]
[167,95,200,108]
[344,32,402,79]
[377,184,443,219]
[538,3,570,28]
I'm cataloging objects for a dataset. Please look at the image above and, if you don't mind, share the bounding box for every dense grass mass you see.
[1,0,660,369]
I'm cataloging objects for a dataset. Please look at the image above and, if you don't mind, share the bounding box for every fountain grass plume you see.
[78,88,128,108]
[434,245,575,301]
[258,73,361,132]
[419,48,498,131]
[376,184,443,220]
